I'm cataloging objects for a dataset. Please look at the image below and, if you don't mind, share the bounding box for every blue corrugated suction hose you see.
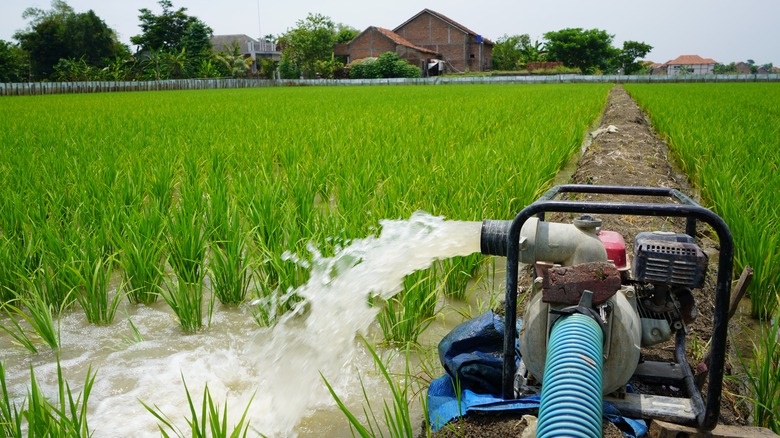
[536,313,604,438]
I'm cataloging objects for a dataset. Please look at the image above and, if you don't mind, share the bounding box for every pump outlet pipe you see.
[536,312,604,438]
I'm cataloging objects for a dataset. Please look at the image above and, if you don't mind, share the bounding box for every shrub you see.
[349,52,420,79]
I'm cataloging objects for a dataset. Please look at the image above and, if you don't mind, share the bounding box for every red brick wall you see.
[345,29,430,73]
[347,29,396,62]
[395,12,491,72]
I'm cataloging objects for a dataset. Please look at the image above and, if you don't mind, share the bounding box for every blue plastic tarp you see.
[428,311,648,437]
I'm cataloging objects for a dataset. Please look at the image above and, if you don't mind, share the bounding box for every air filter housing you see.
[632,231,708,288]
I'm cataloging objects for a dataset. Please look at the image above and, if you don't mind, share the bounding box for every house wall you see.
[346,30,396,63]
[669,63,715,75]
[346,29,431,72]
[395,13,491,72]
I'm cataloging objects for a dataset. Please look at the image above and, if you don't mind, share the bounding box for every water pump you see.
[479,185,734,433]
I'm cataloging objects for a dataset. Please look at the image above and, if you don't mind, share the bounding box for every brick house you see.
[333,27,439,72]
[336,9,493,75]
[662,54,717,75]
[393,9,493,73]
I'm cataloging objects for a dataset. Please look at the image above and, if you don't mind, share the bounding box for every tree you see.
[334,25,359,44]
[492,34,524,70]
[278,13,337,78]
[543,28,618,74]
[215,42,252,78]
[519,38,546,66]
[714,62,738,74]
[181,20,213,58]
[14,0,126,80]
[491,34,546,70]
[615,40,653,74]
[131,0,211,54]
[0,40,29,82]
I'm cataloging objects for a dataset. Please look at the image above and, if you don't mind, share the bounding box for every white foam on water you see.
[0,212,482,437]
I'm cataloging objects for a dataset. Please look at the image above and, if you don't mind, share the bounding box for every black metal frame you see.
[501,184,733,430]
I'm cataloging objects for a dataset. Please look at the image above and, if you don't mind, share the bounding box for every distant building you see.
[734,62,753,74]
[333,27,438,72]
[336,9,493,76]
[662,55,717,75]
[393,9,493,73]
[210,34,281,73]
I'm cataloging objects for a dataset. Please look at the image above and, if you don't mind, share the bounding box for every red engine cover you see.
[598,230,628,271]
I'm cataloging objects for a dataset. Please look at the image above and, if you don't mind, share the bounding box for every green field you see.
[625,83,780,318]
[0,84,610,331]
[2,82,778,434]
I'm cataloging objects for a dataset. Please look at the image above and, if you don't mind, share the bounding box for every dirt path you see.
[431,85,747,437]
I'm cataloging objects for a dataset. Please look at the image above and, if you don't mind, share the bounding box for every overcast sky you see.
[1,0,777,65]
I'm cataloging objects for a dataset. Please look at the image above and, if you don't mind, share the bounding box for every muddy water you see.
[0,213,484,437]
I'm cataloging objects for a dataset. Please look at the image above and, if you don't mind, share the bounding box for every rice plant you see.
[378,268,441,347]
[69,237,121,325]
[141,375,255,438]
[322,338,416,438]
[23,359,96,438]
[206,152,232,246]
[3,282,61,351]
[160,278,211,333]
[441,254,485,301]
[0,361,23,438]
[150,160,176,212]
[167,206,208,285]
[209,209,252,305]
[115,206,167,305]
[0,237,21,302]
[38,226,80,311]
[737,308,780,433]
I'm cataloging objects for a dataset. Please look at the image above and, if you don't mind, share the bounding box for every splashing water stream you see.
[0,212,483,437]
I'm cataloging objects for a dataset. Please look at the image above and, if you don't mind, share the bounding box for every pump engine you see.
[498,216,709,395]
[478,185,734,432]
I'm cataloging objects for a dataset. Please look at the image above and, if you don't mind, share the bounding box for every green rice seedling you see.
[5,279,61,350]
[0,361,24,438]
[378,268,441,347]
[71,242,121,325]
[441,254,484,301]
[0,237,20,303]
[160,278,211,333]
[0,192,25,243]
[24,359,95,437]
[180,154,206,215]
[206,152,231,246]
[39,226,80,311]
[150,160,176,212]
[248,239,310,326]
[116,206,167,304]
[141,375,254,438]
[322,338,415,438]
[112,167,146,217]
[167,206,208,285]
[0,302,40,353]
[127,316,144,343]
[209,210,252,305]
[737,309,780,433]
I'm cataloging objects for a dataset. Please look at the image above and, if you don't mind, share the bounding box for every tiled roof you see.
[664,55,717,66]
[393,9,495,45]
[211,34,257,51]
[371,27,438,55]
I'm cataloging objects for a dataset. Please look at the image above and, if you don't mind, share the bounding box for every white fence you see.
[2,74,779,96]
